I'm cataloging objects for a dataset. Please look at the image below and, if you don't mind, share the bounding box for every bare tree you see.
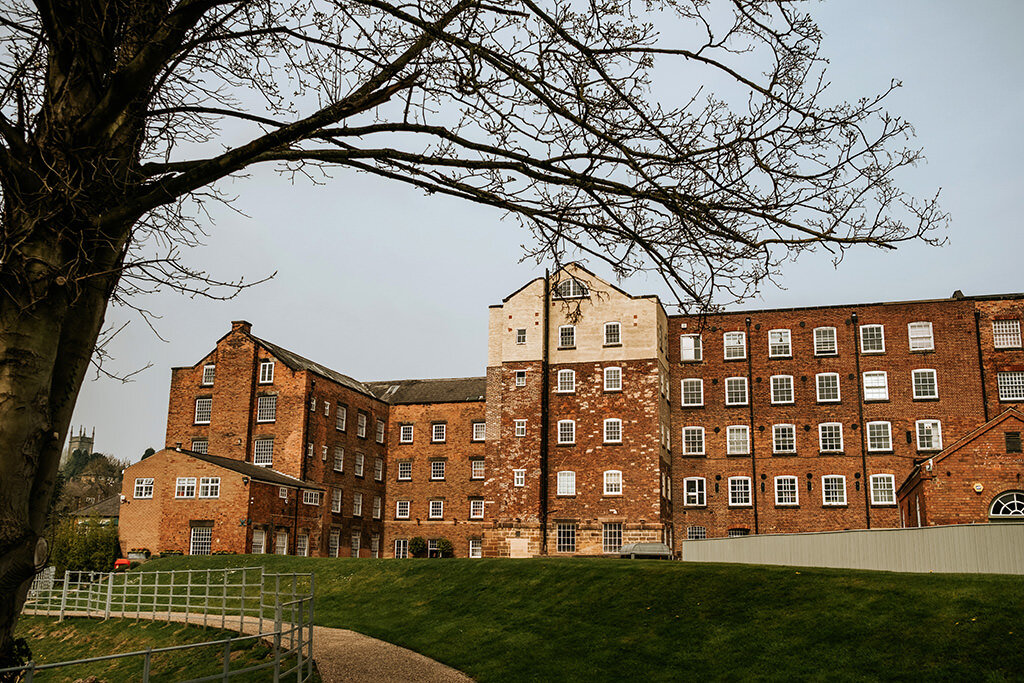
[0,0,944,660]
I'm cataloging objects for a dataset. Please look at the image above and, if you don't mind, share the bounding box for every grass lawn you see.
[137,555,1024,681]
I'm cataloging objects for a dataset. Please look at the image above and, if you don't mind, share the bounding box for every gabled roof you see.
[71,495,120,518]
[165,448,324,490]
[365,377,487,404]
[496,262,658,305]
[253,336,379,400]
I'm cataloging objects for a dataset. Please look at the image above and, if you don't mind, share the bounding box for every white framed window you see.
[134,478,154,499]
[190,439,208,454]
[332,489,342,513]
[324,402,330,417]
[683,477,706,506]
[396,500,410,519]
[603,470,622,495]
[357,413,367,438]
[604,367,622,391]
[997,371,1024,401]
[252,529,266,555]
[680,334,703,362]
[557,420,575,444]
[681,379,704,406]
[279,487,288,500]
[469,539,483,558]
[602,523,623,553]
[373,495,382,519]
[328,529,339,558]
[175,477,196,498]
[989,491,1024,517]
[194,397,212,425]
[604,322,621,346]
[912,369,938,399]
[429,500,443,519]
[376,419,385,443]
[333,446,344,472]
[515,370,526,387]
[682,427,705,456]
[471,459,485,479]
[687,526,707,540]
[350,533,361,558]
[725,377,748,406]
[472,422,486,441]
[306,442,314,459]
[400,425,413,443]
[397,461,411,480]
[916,420,943,450]
[604,418,622,444]
[258,360,274,384]
[773,424,796,454]
[296,533,309,557]
[557,470,576,496]
[514,419,527,437]
[309,397,316,412]
[993,319,1022,349]
[860,324,885,353]
[822,475,847,506]
[275,530,288,555]
[336,405,347,431]
[253,438,274,466]
[190,527,212,556]
[557,369,576,393]
[816,373,841,402]
[558,325,576,348]
[303,490,321,506]
[430,460,446,480]
[770,375,794,404]
[198,477,220,499]
[818,423,843,452]
[724,331,746,360]
[908,322,934,351]
[201,364,216,386]
[775,476,799,506]
[513,469,526,487]
[322,445,328,461]
[555,279,589,299]
[728,477,752,506]
[870,474,896,505]
[516,328,527,344]
[374,458,384,481]
[726,425,750,455]
[431,423,446,442]
[768,329,792,357]
[470,499,484,519]
[354,452,364,477]
[556,523,576,553]
[352,492,363,516]
[866,421,892,452]
[862,371,889,401]
[395,539,409,559]
[814,327,838,356]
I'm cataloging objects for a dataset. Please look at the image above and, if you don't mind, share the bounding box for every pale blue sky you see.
[72,1,1024,462]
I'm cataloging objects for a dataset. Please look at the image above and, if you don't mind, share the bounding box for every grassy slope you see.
[140,555,1024,682]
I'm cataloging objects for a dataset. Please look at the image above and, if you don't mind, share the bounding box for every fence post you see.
[104,573,114,620]
[307,574,315,681]
[273,602,283,682]
[58,572,68,622]
[185,570,192,625]
[143,646,152,683]
[24,661,34,683]
[222,569,227,630]
[259,566,265,635]
[222,635,232,681]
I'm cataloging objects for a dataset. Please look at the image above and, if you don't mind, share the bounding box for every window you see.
[253,438,274,466]
[306,442,314,459]
[328,529,339,558]
[557,369,576,393]
[429,500,443,519]
[604,419,622,444]
[350,533,361,558]
[916,420,943,450]
[604,322,621,346]
[296,534,309,557]
[558,325,576,348]
[687,526,707,540]
[373,496,382,519]
[725,377,748,405]
[374,458,384,481]
[354,452,364,477]
[514,469,526,487]
[683,478,706,506]
[469,539,483,558]
[775,476,799,506]
[908,322,934,351]
[682,427,705,456]
[814,327,838,355]
[252,529,266,555]
[602,523,623,553]
[516,328,527,344]
[770,375,794,404]
[336,405,347,431]
[198,477,220,499]
[202,364,216,386]
[396,500,410,519]
[279,487,288,500]
[472,422,486,441]
[860,324,885,353]
[773,424,796,454]
[190,439,208,454]
[514,419,527,437]
[993,319,1022,349]
[398,461,411,480]
[190,527,212,556]
[322,445,328,461]
[681,379,704,406]
[430,460,446,480]
[768,329,792,357]
[470,499,484,519]
[724,331,746,359]
[557,420,575,444]
[990,491,1024,517]
[555,279,589,298]
[604,470,622,495]
[866,422,892,452]
[818,423,843,452]
[258,360,274,384]
[728,477,752,506]
[816,373,841,402]
[1007,432,1022,453]
[376,419,385,443]
[997,371,1024,401]
[822,475,847,505]
[870,474,896,505]
[556,523,576,553]
[862,371,889,401]
[680,334,703,361]
[134,478,154,499]
[303,490,321,506]
[324,402,330,417]
[333,446,344,473]
[726,425,750,455]
[472,460,485,479]
[309,397,316,412]
[357,413,367,438]
[352,492,363,516]
[728,529,750,538]
[431,423,446,442]
[194,397,212,424]
[557,470,576,496]
[332,489,342,513]
[275,530,288,555]
[604,367,622,391]
[913,369,938,399]
[395,539,409,558]
[515,370,527,387]
[175,477,196,498]
[400,425,413,443]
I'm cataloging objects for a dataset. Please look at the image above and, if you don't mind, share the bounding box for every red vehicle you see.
[113,558,131,572]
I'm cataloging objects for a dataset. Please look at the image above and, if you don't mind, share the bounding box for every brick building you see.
[120,265,1024,558]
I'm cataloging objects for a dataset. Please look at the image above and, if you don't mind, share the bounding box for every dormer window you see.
[554,279,589,299]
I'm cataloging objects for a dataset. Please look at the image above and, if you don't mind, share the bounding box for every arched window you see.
[554,279,590,299]
[990,491,1024,518]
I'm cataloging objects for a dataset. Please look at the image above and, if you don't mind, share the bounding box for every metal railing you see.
[10,566,316,682]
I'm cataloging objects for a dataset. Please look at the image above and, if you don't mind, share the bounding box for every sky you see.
[68,0,1024,463]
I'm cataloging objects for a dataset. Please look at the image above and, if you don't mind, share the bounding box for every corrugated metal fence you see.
[680,523,1024,574]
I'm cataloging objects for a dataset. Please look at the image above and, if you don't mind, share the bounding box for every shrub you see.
[158,550,183,558]
[409,537,428,558]
[436,538,454,558]
[47,519,121,574]
[212,550,237,555]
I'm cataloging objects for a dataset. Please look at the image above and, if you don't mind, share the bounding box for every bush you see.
[47,519,121,574]
[409,537,427,558]
[436,538,454,558]
[158,550,183,557]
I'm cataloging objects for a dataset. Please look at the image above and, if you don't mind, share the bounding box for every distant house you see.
[71,495,120,526]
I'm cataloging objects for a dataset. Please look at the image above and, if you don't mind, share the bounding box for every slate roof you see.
[254,336,377,399]
[172,449,324,490]
[365,377,487,404]
[71,495,121,518]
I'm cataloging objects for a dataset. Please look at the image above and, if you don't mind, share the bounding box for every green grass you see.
[135,555,1024,681]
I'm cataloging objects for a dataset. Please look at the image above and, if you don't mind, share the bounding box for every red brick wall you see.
[975,299,1024,420]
